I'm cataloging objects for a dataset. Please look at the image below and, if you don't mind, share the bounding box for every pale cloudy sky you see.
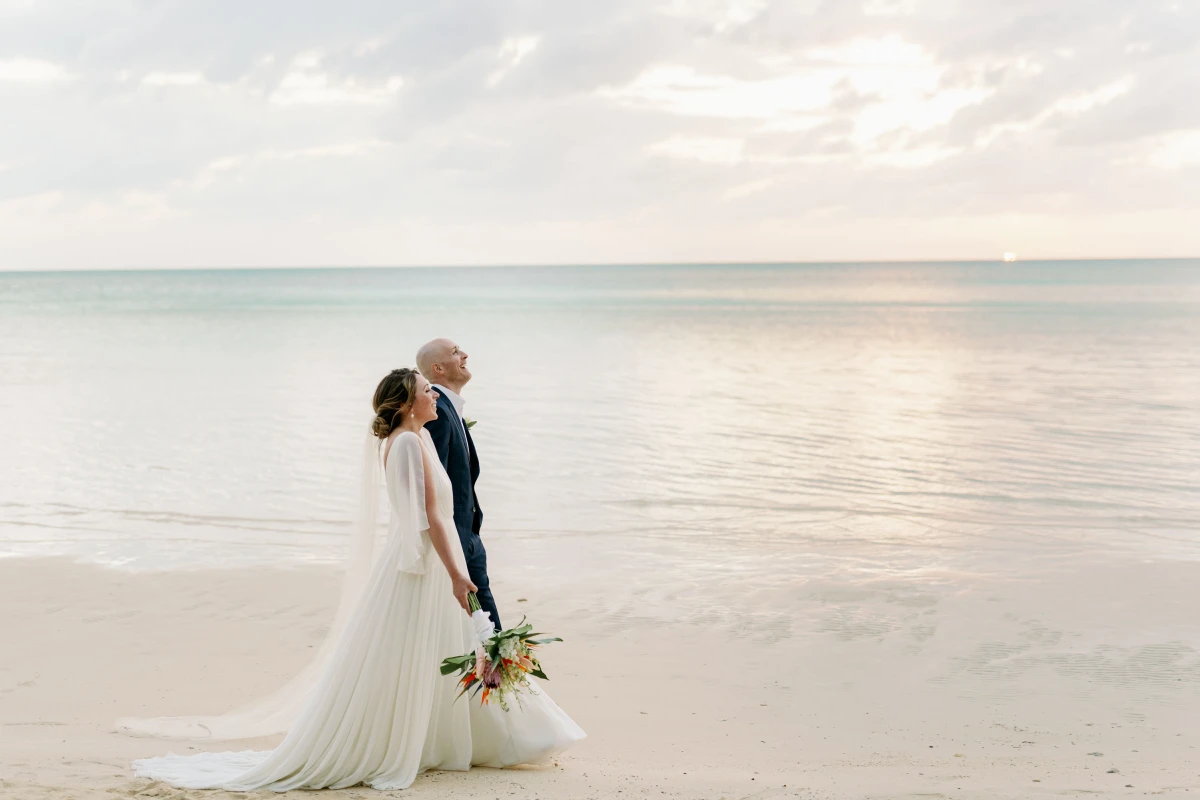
[2,0,1198,269]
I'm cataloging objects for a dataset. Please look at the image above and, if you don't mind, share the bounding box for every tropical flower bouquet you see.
[440,593,561,711]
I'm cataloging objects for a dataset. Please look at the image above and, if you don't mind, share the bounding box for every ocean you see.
[1,261,1198,614]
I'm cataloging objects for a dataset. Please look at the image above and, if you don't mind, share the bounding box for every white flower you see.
[499,637,520,660]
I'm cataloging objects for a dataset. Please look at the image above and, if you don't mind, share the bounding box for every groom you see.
[417,338,501,631]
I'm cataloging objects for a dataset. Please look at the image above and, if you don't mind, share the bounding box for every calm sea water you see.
[1,261,1198,595]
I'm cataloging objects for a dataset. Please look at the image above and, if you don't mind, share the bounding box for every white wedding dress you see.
[126,429,584,791]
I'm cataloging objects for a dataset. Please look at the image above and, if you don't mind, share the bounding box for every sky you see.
[1,0,1198,270]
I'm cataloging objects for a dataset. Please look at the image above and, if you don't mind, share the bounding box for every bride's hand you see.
[452,572,478,613]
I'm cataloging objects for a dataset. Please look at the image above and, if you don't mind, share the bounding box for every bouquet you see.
[440,593,561,711]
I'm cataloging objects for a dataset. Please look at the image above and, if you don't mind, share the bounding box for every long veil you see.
[115,428,385,740]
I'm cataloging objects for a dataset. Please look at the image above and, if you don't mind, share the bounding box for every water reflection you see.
[0,263,1197,589]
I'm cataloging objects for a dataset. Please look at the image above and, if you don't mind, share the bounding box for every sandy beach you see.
[3,552,1200,799]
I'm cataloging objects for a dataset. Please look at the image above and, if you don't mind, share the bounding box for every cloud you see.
[971,75,1137,148]
[599,64,834,119]
[0,56,71,82]
[141,71,207,87]
[0,0,1198,269]
[1130,129,1200,169]
[183,139,391,190]
[268,51,404,106]
[649,135,745,165]
[487,35,540,87]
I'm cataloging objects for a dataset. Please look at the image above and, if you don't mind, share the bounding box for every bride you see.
[122,368,584,791]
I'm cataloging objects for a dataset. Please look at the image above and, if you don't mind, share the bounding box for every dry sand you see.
[2,556,1199,799]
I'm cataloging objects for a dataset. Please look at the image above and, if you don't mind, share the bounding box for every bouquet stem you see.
[468,592,482,613]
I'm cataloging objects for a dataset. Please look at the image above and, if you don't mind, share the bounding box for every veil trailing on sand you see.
[116,428,388,740]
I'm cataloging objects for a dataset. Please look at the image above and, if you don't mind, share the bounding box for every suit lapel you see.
[464,424,479,474]
[439,395,470,460]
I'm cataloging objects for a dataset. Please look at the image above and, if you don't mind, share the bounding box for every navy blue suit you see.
[424,392,500,630]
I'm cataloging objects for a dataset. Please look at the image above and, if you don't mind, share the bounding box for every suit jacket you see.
[424,392,482,543]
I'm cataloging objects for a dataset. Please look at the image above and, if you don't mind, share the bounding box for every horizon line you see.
[3,255,1199,276]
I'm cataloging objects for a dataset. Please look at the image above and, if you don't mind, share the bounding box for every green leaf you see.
[525,637,562,646]
[530,668,549,680]
[439,655,475,675]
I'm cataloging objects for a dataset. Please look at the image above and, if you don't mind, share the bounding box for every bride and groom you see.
[122,338,584,791]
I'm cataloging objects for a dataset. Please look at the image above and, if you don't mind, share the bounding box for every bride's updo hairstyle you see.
[371,368,420,439]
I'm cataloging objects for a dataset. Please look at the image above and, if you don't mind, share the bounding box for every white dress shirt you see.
[433,384,468,441]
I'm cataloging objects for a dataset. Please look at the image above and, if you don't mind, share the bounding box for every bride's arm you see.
[419,441,477,612]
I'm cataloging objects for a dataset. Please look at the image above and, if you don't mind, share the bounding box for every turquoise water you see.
[1,261,1198,584]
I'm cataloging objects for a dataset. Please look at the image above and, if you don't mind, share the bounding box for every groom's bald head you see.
[416,338,450,379]
[416,338,471,392]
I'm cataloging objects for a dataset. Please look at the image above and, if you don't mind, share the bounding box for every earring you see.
[410,412,415,418]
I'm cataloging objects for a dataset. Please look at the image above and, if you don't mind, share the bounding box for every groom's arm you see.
[423,412,453,472]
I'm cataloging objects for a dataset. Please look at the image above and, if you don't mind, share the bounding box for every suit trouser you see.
[461,533,501,631]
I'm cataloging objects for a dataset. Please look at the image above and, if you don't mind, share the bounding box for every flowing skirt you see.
[132,540,584,791]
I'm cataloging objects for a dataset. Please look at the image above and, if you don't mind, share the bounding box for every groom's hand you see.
[452,573,478,613]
